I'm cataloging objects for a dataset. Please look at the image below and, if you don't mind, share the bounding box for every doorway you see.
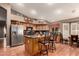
[0,7,7,48]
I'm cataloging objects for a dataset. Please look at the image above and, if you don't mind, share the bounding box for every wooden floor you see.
[0,43,79,56]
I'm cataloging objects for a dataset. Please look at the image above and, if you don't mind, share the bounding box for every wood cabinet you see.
[24,35,45,56]
[33,24,49,31]
[0,39,4,48]
[24,19,49,31]
[24,36,39,55]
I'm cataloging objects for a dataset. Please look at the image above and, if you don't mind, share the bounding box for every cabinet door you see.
[25,38,33,55]
[33,39,39,55]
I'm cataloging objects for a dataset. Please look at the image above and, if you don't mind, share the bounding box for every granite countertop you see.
[24,35,45,39]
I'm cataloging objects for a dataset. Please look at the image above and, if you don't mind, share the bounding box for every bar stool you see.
[38,40,49,56]
[49,36,56,52]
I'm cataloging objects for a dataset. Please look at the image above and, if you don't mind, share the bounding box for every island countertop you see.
[24,35,45,39]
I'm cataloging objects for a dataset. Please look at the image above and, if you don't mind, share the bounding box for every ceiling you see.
[11,3,79,22]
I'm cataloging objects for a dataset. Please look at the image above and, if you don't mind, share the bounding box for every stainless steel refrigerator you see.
[10,24,24,47]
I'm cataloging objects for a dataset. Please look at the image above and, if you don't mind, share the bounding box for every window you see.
[71,23,77,35]
[62,23,69,38]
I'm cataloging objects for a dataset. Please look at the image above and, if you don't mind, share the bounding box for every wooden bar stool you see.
[38,40,49,56]
[49,36,56,52]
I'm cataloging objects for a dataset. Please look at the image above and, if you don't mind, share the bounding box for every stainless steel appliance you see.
[10,24,24,47]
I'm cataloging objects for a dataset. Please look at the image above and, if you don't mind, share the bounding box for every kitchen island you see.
[24,35,45,56]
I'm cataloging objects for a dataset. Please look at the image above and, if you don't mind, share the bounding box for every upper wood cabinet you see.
[33,24,49,31]
[11,14,25,22]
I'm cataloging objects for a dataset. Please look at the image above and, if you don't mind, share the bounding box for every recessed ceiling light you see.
[54,9,63,15]
[47,3,54,6]
[39,16,45,19]
[30,9,37,15]
[72,9,76,13]
[17,3,24,6]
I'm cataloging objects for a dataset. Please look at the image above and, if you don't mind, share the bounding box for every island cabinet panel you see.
[32,38,39,55]
[24,36,44,56]
[24,37,33,55]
